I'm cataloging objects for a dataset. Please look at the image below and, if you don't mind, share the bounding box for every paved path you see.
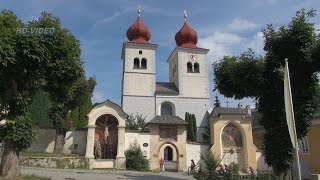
[20,167,194,180]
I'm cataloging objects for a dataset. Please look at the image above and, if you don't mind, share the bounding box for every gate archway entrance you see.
[85,100,128,169]
[164,146,173,161]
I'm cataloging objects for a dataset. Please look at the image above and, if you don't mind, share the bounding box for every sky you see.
[2,0,320,108]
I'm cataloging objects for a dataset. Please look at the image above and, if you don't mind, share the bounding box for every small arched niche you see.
[94,114,119,159]
[221,123,243,169]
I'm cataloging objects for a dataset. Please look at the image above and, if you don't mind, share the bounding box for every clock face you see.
[189,53,197,61]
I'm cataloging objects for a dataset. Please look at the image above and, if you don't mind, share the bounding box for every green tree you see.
[192,114,197,140]
[49,76,96,153]
[193,152,239,180]
[213,9,320,175]
[202,126,211,144]
[0,10,83,178]
[27,90,53,128]
[69,78,95,129]
[185,112,197,141]
[125,113,148,131]
[125,142,149,171]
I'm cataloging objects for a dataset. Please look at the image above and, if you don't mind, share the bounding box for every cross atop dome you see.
[137,4,141,17]
[184,9,188,22]
[175,10,198,48]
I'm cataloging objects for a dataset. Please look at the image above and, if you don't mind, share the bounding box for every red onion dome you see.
[175,22,198,48]
[126,17,151,43]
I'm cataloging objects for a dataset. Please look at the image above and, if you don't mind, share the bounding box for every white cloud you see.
[198,17,263,63]
[92,90,105,103]
[199,31,242,63]
[94,7,134,27]
[226,18,258,32]
[245,32,265,55]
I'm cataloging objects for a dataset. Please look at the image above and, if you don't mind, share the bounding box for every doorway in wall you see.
[164,146,173,161]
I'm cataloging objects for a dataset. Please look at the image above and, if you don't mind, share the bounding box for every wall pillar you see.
[85,125,96,159]
[116,126,126,169]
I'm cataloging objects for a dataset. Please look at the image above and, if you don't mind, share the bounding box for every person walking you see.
[160,157,165,172]
[189,159,196,175]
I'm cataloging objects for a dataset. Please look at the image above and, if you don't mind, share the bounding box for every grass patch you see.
[0,174,50,180]
[20,151,80,158]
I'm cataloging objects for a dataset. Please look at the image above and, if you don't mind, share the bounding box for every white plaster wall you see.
[256,151,272,171]
[177,51,210,98]
[64,130,87,155]
[122,73,155,96]
[186,143,209,169]
[122,43,156,97]
[28,129,87,155]
[123,45,156,74]
[28,129,56,153]
[155,96,210,141]
[122,96,155,122]
[125,131,151,160]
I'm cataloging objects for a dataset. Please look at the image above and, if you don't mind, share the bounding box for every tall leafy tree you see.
[213,9,320,175]
[185,112,197,141]
[69,78,96,129]
[0,10,83,178]
[49,76,96,153]
[27,90,53,128]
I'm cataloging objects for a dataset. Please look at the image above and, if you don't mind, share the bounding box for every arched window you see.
[194,63,200,73]
[161,102,173,116]
[134,58,140,69]
[141,58,147,69]
[187,62,192,73]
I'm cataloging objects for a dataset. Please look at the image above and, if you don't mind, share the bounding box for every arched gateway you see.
[85,100,128,169]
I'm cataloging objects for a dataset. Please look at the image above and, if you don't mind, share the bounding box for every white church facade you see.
[81,11,262,172]
[26,10,289,174]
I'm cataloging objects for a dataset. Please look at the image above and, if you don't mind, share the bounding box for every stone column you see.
[85,125,96,159]
[116,126,126,169]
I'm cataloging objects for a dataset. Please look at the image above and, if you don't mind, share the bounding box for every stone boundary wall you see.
[186,142,210,169]
[19,157,89,169]
[28,128,87,155]
[124,130,151,160]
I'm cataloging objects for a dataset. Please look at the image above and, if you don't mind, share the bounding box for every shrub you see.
[125,142,149,171]
[193,152,240,180]
[126,114,148,131]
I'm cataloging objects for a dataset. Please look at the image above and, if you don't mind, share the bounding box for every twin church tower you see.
[121,9,210,140]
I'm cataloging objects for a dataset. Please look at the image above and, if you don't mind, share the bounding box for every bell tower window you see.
[187,62,192,73]
[141,58,147,69]
[194,63,200,73]
[134,58,140,69]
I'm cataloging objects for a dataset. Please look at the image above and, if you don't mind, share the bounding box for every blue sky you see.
[2,0,320,107]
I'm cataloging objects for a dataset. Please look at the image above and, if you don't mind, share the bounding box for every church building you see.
[27,9,320,178]
[84,10,260,172]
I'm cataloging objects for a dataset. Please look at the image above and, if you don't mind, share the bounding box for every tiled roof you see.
[210,107,251,118]
[147,115,187,125]
[156,82,179,95]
